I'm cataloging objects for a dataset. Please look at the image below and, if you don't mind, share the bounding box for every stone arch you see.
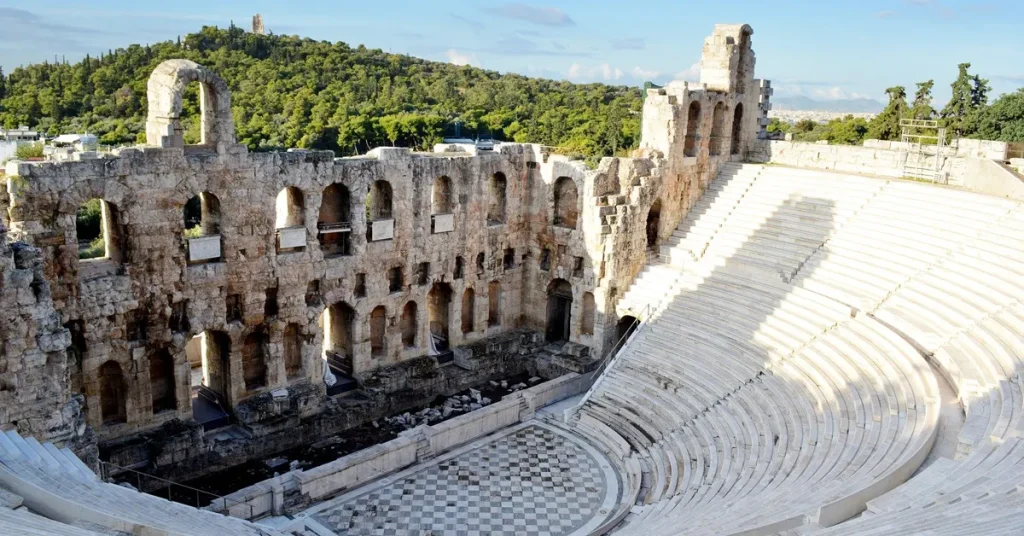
[487,173,507,224]
[76,198,123,263]
[646,198,663,250]
[428,283,453,350]
[322,302,355,373]
[616,315,638,342]
[432,176,453,214]
[731,103,744,155]
[242,331,268,392]
[284,323,303,380]
[146,59,235,149]
[149,349,176,414]
[99,360,127,424]
[276,187,305,229]
[553,176,579,229]
[684,101,701,157]
[184,192,222,236]
[546,279,573,342]
[370,306,387,357]
[710,102,728,156]
[187,331,231,429]
[368,180,394,221]
[736,27,752,94]
[400,301,418,348]
[581,292,596,336]
[461,288,475,334]
[487,281,502,327]
[319,183,352,256]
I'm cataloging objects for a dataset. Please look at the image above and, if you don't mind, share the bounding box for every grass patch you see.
[78,236,106,260]
[183,226,203,239]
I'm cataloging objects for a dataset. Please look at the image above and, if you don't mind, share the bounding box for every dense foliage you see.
[774,63,1022,147]
[0,25,643,158]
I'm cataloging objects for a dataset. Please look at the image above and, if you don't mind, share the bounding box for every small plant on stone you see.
[78,236,106,260]
[183,226,203,239]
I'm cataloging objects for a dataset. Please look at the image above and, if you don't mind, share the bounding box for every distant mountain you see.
[772,96,884,113]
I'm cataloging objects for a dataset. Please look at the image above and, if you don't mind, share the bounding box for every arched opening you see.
[581,292,596,336]
[187,331,231,430]
[400,301,418,348]
[367,180,394,241]
[684,101,701,157]
[731,103,744,156]
[284,323,303,380]
[145,59,235,150]
[553,177,579,229]
[461,288,476,334]
[453,256,464,279]
[616,315,638,342]
[318,183,352,257]
[149,349,176,414]
[99,360,127,424]
[431,176,455,234]
[431,176,453,214]
[322,302,356,393]
[276,187,306,252]
[242,331,268,392]
[646,198,662,250]
[487,173,507,225]
[736,29,750,94]
[710,102,727,156]
[476,252,486,274]
[546,279,573,342]
[487,281,502,327]
[184,192,222,263]
[428,283,453,357]
[76,199,122,262]
[370,306,387,358]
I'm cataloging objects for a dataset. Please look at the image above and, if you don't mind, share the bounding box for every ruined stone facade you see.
[0,25,765,470]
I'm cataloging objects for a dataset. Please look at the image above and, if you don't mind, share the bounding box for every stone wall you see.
[0,24,763,474]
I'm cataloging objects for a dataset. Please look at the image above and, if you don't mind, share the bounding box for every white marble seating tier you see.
[0,430,282,536]
[0,505,106,535]
[573,164,1024,535]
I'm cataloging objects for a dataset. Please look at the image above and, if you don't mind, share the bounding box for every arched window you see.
[487,173,507,225]
[731,103,744,156]
[684,101,701,157]
[453,256,464,279]
[242,331,268,392]
[284,323,303,380]
[367,180,394,241]
[616,315,638,341]
[400,301,418,348]
[368,180,393,220]
[476,252,486,274]
[370,306,387,357]
[99,360,127,424]
[461,288,476,334]
[487,281,502,327]
[76,199,122,262]
[647,198,663,250]
[710,102,727,156]
[432,176,453,214]
[187,330,232,429]
[149,350,176,414]
[322,302,355,378]
[276,187,306,252]
[428,283,453,351]
[581,292,596,336]
[553,177,578,229]
[184,192,222,263]
[318,183,352,256]
[145,59,234,150]
[546,279,573,342]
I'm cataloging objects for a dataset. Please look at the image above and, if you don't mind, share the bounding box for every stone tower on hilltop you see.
[252,14,265,35]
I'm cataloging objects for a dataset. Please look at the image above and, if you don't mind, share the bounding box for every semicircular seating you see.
[570,162,1024,535]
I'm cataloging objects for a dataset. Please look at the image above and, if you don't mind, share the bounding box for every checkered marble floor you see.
[302,424,615,536]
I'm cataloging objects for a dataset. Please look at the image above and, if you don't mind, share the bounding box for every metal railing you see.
[571,302,651,414]
[97,460,255,520]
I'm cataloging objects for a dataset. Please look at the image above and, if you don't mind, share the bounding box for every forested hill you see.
[0,25,643,158]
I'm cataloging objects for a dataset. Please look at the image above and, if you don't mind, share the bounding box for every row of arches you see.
[683,101,745,158]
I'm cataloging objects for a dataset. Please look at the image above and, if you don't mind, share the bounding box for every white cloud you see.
[445,49,476,67]
[674,62,701,82]
[631,66,660,81]
[567,63,624,82]
[773,83,874,101]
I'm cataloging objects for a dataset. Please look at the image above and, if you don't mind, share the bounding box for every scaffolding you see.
[898,118,950,183]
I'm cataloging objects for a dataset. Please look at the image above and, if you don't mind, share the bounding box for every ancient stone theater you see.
[1,23,1023,535]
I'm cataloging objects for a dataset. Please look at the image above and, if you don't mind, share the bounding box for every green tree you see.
[910,80,935,120]
[867,86,907,141]
[0,67,6,101]
[793,119,817,134]
[766,118,790,134]
[973,88,1024,142]
[941,63,989,137]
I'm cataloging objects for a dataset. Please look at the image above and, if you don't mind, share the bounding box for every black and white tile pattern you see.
[308,424,611,536]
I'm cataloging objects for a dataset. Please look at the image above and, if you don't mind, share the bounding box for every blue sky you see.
[1,1,1021,104]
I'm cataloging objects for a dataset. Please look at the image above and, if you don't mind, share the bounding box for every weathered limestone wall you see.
[0,23,764,472]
